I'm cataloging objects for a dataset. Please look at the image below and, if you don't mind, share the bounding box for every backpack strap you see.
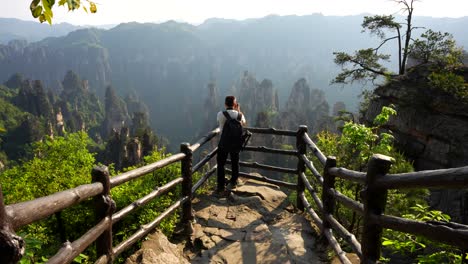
[237,112,243,122]
[222,111,231,120]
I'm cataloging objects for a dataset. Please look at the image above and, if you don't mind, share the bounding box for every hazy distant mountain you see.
[1,15,467,146]
[0,18,82,43]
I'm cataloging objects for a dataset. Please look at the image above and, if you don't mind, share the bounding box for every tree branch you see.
[374,36,399,52]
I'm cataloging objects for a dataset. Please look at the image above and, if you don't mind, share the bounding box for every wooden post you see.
[296,125,308,211]
[92,166,115,263]
[463,191,468,264]
[0,185,25,264]
[361,154,392,264]
[180,143,194,233]
[322,156,337,231]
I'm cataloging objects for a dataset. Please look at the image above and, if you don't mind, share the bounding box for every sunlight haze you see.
[3,0,468,25]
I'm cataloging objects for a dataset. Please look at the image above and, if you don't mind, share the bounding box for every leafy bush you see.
[428,71,468,99]
[1,132,96,262]
[382,204,464,263]
[1,133,186,263]
[311,105,464,262]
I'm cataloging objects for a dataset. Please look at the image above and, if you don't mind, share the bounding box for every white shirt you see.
[217,109,246,131]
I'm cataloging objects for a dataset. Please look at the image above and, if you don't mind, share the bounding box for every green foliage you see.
[2,132,95,201]
[382,204,464,263]
[332,1,462,86]
[0,97,28,135]
[30,0,97,24]
[314,105,463,262]
[410,30,463,66]
[1,132,96,262]
[428,71,468,99]
[361,15,400,39]
[110,148,182,262]
[321,105,400,169]
[1,133,185,263]
[332,49,391,84]
[312,106,416,251]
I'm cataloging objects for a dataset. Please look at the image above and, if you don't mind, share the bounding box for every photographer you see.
[215,96,246,197]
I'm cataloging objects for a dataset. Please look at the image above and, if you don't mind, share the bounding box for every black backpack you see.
[218,111,244,152]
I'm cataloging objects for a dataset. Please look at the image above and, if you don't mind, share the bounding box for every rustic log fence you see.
[1,125,468,264]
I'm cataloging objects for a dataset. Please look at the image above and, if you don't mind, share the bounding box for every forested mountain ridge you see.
[0,18,81,44]
[0,71,157,170]
[1,14,467,147]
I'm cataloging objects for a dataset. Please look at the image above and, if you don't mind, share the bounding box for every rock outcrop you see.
[186,177,327,263]
[364,64,468,221]
[125,230,189,264]
[234,71,279,125]
[365,65,468,170]
[281,78,331,134]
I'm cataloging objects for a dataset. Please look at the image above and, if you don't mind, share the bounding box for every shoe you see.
[226,181,237,191]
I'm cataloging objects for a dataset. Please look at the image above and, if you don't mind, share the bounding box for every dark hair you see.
[225,96,236,107]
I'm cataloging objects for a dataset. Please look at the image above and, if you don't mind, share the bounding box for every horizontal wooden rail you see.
[328,188,364,215]
[371,214,468,249]
[300,172,323,210]
[112,177,183,224]
[245,127,297,137]
[6,183,103,230]
[243,145,298,156]
[328,167,366,184]
[48,217,111,264]
[226,170,297,190]
[192,166,217,194]
[112,196,189,258]
[299,193,323,230]
[375,166,468,189]
[228,160,297,174]
[302,133,326,165]
[300,154,324,184]
[323,228,352,264]
[324,214,362,259]
[189,128,220,153]
[110,153,185,187]
[192,148,218,173]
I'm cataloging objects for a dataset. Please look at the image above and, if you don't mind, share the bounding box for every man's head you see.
[225,95,237,108]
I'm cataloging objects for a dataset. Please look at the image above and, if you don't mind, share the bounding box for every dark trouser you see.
[216,148,239,191]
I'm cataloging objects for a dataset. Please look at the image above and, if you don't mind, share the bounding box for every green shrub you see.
[428,71,468,99]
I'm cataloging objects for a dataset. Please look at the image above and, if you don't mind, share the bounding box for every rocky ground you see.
[127,176,330,263]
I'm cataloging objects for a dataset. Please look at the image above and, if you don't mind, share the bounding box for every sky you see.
[2,0,468,26]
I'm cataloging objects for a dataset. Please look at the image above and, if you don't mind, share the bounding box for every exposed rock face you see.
[15,80,53,118]
[55,109,65,136]
[0,29,111,93]
[104,127,143,170]
[59,71,104,133]
[125,230,189,264]
[103,86,130,137]
[332,101,346,117]
[281,78,331,133]
[4,73,24,89]
[187,177,326,263]
[364,64,468,221]
[202,80,220,132]
[234,71,279,125]
[365,65,468,170]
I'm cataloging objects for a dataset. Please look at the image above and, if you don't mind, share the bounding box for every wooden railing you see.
[1,125,468,264]
[298,131,468,264]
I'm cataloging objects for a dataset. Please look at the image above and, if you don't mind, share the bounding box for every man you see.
[216,95,246,195]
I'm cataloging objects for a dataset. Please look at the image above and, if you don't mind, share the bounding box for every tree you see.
[332,0,454,84]
[333,0,418,84]
[409,29,463,66]
[29,0,97,24]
